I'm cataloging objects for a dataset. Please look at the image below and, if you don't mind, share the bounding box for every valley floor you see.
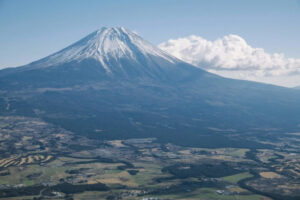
[0,116,300,200]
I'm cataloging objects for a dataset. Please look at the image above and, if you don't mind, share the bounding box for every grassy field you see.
[0,163,69,186]
[131,162,165,186]
[227,148,249,157]
[222,172,253,184]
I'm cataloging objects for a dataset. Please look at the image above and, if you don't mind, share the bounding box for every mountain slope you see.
[1,27,300,148]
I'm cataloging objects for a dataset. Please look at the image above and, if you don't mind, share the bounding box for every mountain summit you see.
[32,27,178,70]
[22,27,201,81]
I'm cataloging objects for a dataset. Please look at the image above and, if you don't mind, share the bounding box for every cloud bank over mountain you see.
[158,35,300,87]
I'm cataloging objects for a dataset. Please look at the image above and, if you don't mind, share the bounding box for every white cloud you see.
[158,35,300,87]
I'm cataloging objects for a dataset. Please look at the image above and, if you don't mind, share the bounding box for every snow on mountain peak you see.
[32,27,178,73]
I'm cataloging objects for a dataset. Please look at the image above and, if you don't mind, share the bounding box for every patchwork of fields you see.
[0,116,300,199]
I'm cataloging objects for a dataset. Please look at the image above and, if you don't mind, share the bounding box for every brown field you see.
[259,172,282,179]
[108,140,126,147]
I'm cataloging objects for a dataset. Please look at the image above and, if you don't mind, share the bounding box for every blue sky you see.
[0,0,300,69]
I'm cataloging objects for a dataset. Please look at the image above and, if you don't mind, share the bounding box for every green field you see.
[223,172,253,184]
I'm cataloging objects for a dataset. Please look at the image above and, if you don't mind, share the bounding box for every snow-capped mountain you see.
[22,27,202,82]
[1,27,211,88]
[1,27,300,147]
[31,27,178,70]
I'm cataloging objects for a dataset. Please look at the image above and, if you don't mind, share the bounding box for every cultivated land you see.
[0,116,300,200]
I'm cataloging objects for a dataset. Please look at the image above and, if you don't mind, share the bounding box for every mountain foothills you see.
[0,27,300,148]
